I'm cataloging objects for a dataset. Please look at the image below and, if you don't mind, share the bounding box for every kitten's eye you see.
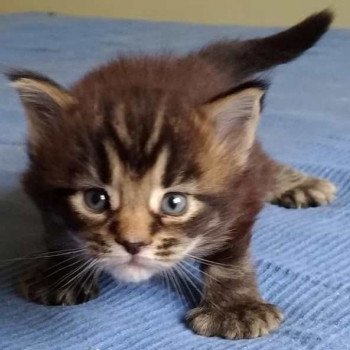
[84,188,109,213]
[161,193,188,216]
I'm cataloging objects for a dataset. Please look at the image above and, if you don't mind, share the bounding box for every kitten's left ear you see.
[203,83,265,165]
[7,69,75,113]
[6,69,75,145]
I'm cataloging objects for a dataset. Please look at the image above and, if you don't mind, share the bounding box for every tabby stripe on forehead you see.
[93,135,111,184]
[106,123,163,177]
[113,103,134,148]
[145,106,165,154]
[104,109,130,165]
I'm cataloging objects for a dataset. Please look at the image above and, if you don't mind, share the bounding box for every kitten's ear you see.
[204,83,265,165]
[6,69,75,145]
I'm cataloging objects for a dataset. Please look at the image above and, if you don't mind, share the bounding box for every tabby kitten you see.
[8,10,336,339]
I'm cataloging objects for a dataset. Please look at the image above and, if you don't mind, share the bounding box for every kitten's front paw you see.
[19,268,99,306]
[187,302,283,339]
[273,178,336,209]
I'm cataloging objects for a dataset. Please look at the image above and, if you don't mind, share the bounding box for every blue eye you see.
[161,193,188,216]
[84,188,109,213]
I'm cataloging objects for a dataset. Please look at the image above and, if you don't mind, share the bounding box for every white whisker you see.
[182,259,221,284]
[56,259,95,293]
[167,268,187,307]
[71,259,99,294]
[174,265,200,306]
[178,262,224,315]
[43,255,85,279]
[161,270,172,298]
[0,248,87,265]
[48,259,91,293]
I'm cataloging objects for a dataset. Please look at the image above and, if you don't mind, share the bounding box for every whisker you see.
[174,265,199,307]
[0,248,87,265]
[48,259,91,294]
[182,259,222,284]
[43,257,86,280]
[167,269,187,307]
[30,260,88,300]
[76,261,100,297]
[12,251,88,286]
[70,259,98,294]
[161,270,172,298]
[179,262,224,315]
[185,254,235,269]
[177,262,203,299]
[28,247,86,257]
[56,259,95,294]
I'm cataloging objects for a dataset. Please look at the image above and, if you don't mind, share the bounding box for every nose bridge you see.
[116,174,154,244]
[118,202,153,244]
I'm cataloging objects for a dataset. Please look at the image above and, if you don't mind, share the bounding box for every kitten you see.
[8,10,336,339]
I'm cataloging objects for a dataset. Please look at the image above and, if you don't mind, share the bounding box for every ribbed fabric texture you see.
[0,13,349,350]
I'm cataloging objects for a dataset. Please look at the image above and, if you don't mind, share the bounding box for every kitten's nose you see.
[121,240,146,255]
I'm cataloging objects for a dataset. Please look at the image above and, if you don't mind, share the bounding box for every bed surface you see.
[0,13,350,350]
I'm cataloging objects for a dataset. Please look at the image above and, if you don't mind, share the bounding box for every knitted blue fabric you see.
[0,13,349,350]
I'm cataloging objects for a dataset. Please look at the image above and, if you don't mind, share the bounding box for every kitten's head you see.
[8,59,264,282]
[8,10,334,282]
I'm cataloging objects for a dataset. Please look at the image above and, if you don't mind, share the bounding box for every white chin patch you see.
[105,261,161,283]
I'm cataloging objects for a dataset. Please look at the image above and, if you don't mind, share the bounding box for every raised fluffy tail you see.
[197,9,334,82]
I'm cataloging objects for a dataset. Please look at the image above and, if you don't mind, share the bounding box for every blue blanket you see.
[0,13,350,350]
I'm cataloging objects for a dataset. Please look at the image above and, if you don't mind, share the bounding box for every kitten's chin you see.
[105,261,160,283]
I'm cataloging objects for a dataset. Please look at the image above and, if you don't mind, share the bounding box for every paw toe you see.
[273,178,336,209]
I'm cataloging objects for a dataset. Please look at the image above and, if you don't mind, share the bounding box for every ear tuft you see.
[6,69,74,108]
[207,79,269,104]
[6,69,64,88]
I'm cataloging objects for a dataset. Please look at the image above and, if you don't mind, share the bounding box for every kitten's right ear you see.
[6,69,75,145]
[203,82,265,167]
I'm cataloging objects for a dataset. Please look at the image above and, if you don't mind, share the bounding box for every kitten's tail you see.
[197,9,334,82]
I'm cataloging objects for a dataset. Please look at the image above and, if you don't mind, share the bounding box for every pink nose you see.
[120,241,146,255]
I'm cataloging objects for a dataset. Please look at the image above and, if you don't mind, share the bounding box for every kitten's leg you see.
[267,163,336,208]
[187,251,283,339]
[19,255,99,306]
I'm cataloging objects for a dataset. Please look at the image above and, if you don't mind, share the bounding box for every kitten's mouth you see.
[126,255,148,267]
[105,254,164,283]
